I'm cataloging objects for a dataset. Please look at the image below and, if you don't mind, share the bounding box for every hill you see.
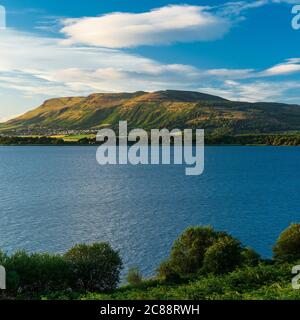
[1,90,300,135]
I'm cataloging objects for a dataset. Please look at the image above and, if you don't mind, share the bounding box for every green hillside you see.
[2,90,300,135]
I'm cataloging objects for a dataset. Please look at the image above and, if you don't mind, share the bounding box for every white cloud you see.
[0,28,208,120]
[199,80,300,102]
[264,64,300,76]
[206,68,254,78]
[218,0,298,17]
[2,20,300,121]
[261,58,300,76]
[56,1,299,49]
[60,5,231,48]
[272,0,300,4]
[207,58,300,79]
[0,28,204,101]
[217,1,269,16]
[1,29,299,99]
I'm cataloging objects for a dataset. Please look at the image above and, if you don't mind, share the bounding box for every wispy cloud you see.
[204,58,300,79]
[199,80,300,102]
[260,58,300,76]
[272,0,300,4]
[217,0,298,17]
[206,68,255,78]
[1,29,300,103]
[216,0,269,16]
[0,29,204,98]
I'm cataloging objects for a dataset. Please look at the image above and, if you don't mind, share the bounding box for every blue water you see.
[0,146,300,276]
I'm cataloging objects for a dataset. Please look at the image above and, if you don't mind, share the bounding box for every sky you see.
[1,0,300,122]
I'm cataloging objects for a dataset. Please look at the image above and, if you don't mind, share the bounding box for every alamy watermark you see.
[0,266,5,290]
[0,5,6,29]
[95,121,204,176]
[292,265,300,289]
[292,5,300,30]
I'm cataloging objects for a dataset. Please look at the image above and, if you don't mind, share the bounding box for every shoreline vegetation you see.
[2,133,300,146]
[1,224,300,300]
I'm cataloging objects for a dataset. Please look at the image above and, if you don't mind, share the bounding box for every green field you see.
[50,134,96,142]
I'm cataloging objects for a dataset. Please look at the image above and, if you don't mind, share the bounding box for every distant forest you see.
[2,133,300,146]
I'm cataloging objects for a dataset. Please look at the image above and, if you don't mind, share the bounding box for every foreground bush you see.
[4,251,70,296]
[203,236,243,274]
[126,267,143,286]
[273,223,300,261]
[157,226,219,278]
[241,247,261,267]
[157,226,254,279]
[64,243,122,292]
[0,242,122,298]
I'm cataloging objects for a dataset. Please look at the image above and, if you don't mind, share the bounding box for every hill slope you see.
[2,90,300,135]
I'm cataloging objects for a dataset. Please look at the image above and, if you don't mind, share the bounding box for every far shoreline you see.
[0,143,299,147]
[2,132,300,147]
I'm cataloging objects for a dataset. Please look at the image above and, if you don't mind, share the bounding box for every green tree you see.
[203,236,243,274]
[241,247,261,267]
[158,226,219,278]
[64,243,122,291]
[273,223,300,261]
[4,251,70,296]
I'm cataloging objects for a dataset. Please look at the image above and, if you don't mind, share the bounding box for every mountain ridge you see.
[1,90,300,135]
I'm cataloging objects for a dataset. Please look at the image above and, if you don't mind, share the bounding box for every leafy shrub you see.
[273,224,300,261]
[156,260,182,283]
[4,251,70,296]
[203,236,243,274]
[226,263,291,292]
[157,226,246,279]
[177,275,230,300]
[0,243,122,298]
[0,250,7,265]
[241,247,261,267]
[64,243,122,292]
[158,226,219,278]
[126,267,143,286]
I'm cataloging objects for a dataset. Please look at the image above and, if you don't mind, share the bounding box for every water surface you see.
[0,146,299,276]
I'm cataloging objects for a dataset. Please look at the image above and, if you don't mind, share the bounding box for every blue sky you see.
[1,0,300,121]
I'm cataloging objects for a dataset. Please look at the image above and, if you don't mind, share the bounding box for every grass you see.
[40,262,300,300]
[50,134,96,142]
[81,264,299,300]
